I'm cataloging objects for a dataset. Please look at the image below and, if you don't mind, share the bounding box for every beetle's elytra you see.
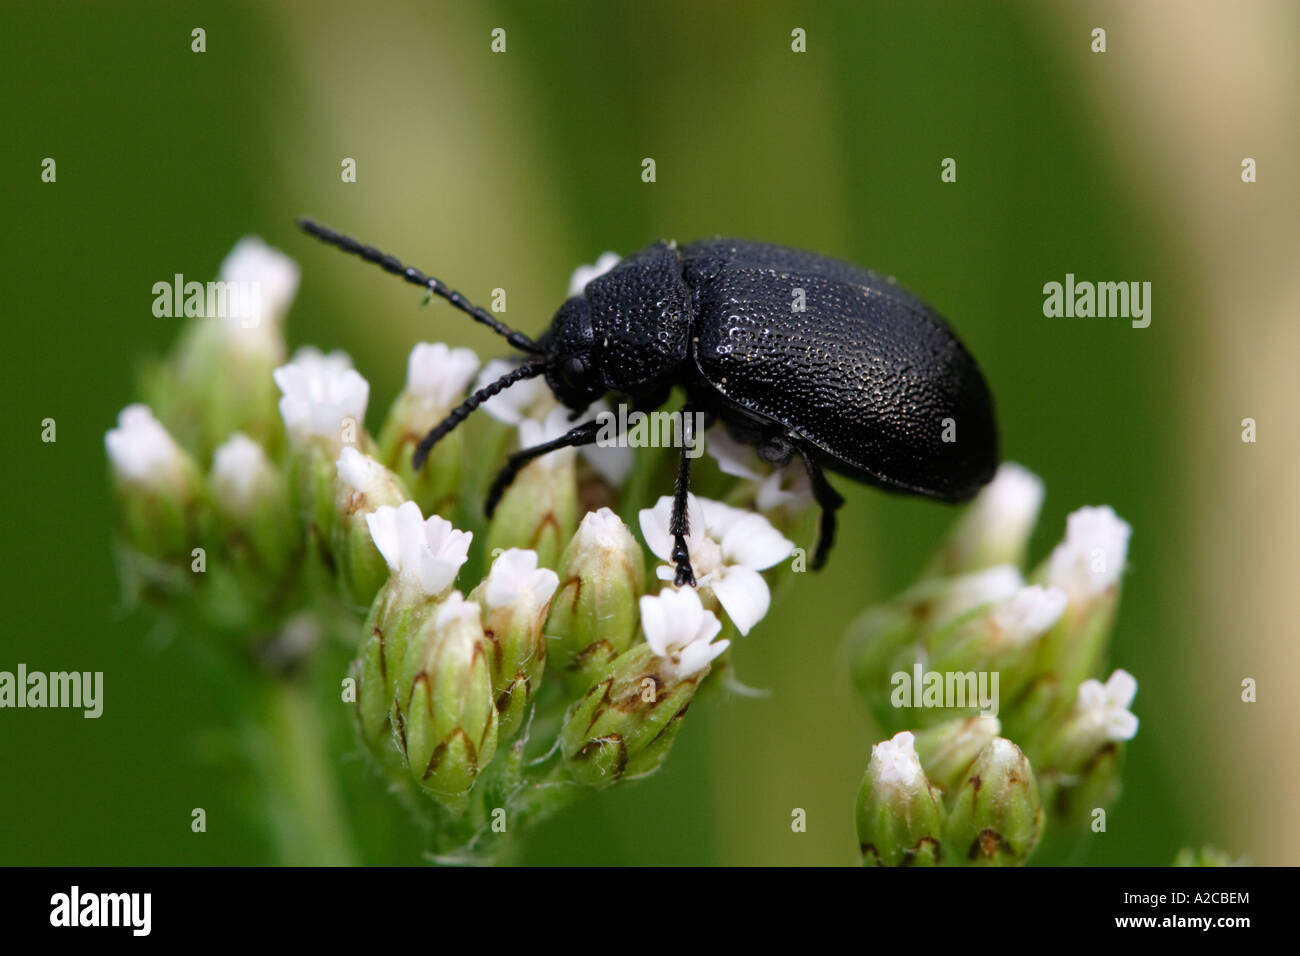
[297,219,999,587]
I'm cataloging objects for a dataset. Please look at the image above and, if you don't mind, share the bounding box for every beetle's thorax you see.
[582,241,694,394]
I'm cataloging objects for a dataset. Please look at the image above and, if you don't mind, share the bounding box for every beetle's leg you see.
[414,360,549,469]
[669,407,699,587]
[794,446,844,570]
[485,419,602,518]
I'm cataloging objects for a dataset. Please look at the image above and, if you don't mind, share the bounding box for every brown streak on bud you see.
[971,828,1009,860]
[901,837,941,866]
[581,678,616,734]
[528,513,561,551]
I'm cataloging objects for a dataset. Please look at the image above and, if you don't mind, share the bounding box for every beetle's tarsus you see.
[670,535,697,587]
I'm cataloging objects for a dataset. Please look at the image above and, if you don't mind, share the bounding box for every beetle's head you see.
[542,296,604,408]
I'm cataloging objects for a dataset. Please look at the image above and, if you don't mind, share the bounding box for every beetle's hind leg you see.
[485,419,602,518]
[794,445,845,570]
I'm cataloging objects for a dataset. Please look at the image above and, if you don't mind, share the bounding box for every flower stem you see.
[259,678,357,866]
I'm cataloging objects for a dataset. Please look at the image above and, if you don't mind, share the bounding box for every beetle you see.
[297,218,999,587]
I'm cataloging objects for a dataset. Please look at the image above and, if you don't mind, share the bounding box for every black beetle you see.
[297,219,998,586]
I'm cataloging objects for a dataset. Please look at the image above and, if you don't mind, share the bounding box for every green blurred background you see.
[4,0,1297,865]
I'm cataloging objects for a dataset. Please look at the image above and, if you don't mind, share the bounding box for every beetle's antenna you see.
[296,217,545,355]
[412,359,550,469]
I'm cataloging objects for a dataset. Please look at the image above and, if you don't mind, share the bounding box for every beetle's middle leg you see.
[485,419,602,518]
[669,405,700,587]
[793,444,845,570]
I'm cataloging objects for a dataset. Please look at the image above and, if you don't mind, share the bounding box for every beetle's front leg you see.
[486,419,602,517]
[669,406,698,587]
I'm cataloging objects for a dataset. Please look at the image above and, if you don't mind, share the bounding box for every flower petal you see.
[709,565,771,635]
[1104,668,1139,709]
[676,635,729,678]
[638,497,677,563]
[719,512,794,570]
[406,342,480,409]
[365,506,403,571]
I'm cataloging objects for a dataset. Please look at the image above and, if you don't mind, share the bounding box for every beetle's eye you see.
[561,356,588,388]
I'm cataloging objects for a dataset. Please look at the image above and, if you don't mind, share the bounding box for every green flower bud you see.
[997,672,1060,752]
[486,411,579,569]
[943,738,1043,866]
[209,433,295,577]
[1039,742,1123,829]
[848,566,1023,724]
[143,238,296,461]
[925,584,1068,708]
[1037,669,1139,774]
[392,593,499,807]
[353,503,472,751]
[926,462,1044,577]
[273,348,372,551]
[560,588,727,789]
[332,447,409,608]
[855,731,945,866]
[470,549,559,739]
[105,404,204,565]
[912,716,1002,794]
[376,343,479,517]
[546,508,645,690]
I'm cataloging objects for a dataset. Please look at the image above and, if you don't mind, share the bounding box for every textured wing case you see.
[683,239,997,500]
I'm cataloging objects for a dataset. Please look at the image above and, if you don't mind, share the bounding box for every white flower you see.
[364,500,471,596]
[868,731,927,792]
[104,404,190,489]
[704,426,812,512]
[475,358,555,426]
[404,342,480,411]
[961,461,1044,560]
[210,433,275,514]
[981,736,1026,773]
[273,347,369,446]
[639,587,728,679]
[572,506,630,549]
[638,493,794,635]
[1075,669,1139,742]
[566,251,622,298]
[336,446,388,494]
[434,590,481,631]
[218,236,300,334]
[934,564,1025,623]
[1047,505,1132,604]
[989,585,1068,646]
[483,548,559,612]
